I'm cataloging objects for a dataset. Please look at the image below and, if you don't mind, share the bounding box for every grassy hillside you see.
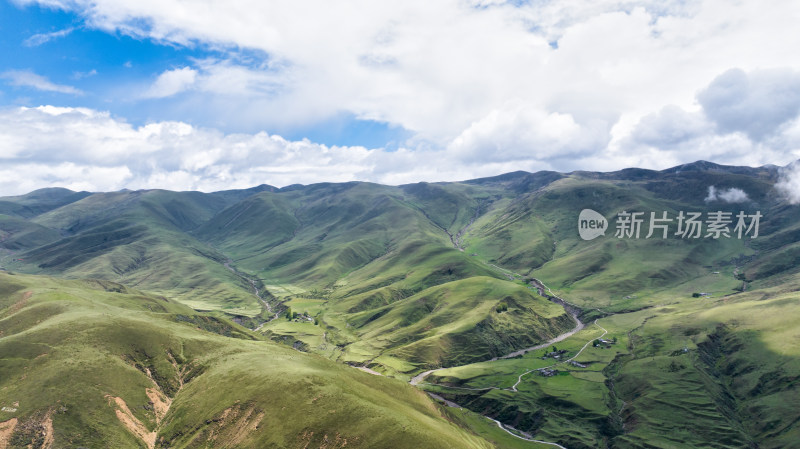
[459,165,790,312]
[0,271,496,448]
[419,280,800,448]
[0,188,91,219]
[1,190,269,315]
[333,277,573,372]
[193,181,575,376]
[0,215,61,251]
[0,180,578,381]
[3,161,800,448]
[202,182,459,289]
[5,163,795,320]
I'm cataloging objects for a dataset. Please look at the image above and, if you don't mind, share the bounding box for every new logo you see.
[578,209,607,240]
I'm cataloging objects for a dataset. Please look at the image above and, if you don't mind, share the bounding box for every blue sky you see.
[1,2,197,106]
[0,1,408,147]
[1,0,800,194]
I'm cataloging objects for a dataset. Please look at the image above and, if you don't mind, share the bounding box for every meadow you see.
[1,162,799,447]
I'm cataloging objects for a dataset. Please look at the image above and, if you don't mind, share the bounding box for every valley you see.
[1,161,799,448]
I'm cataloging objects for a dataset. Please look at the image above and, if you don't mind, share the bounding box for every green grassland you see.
[417,280,800,448]
[189,180,576,376]
[0,271,497,448]
[444,407,563,449]
[401,164,800,448]
[1,189,267,315]
[0,188,91,219]
[462,173,766,311]
[2,161,800,448]
[327,277,573,374]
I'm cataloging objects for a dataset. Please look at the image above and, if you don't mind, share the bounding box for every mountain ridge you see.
[2,159,800,448]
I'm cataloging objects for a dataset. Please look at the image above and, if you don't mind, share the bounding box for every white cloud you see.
[6,0,800,181]
[72,69,98,80]
[628,106,711,149]
[615,67,800,171]
[0,104,798,196]
[447,101,613,163]
[775,162,800,205]
[698,68,800,141]
[143,67,198,98]
[23,27,74,46]
[0,70,83,95]
[0,105,559,194]
[704,186,750,203]
[18,0,800,145]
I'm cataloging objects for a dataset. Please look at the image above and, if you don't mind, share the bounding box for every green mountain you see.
[3,189,273,315]
[2,160,800,448]
[0,272,492,448]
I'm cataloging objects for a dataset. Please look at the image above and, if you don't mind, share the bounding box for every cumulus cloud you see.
[0,163,133,194]
[0,105,536,194]
[0,106,364,193]
[143,67,198,98]
[704,186,750,203]
[5,0,800,182]
[617,67,800,170]
[447,102,613,163]
[0,70,83,95]
[775,162,800,204]
[0,104,797,196]
[697,68,800,141]
[628,106,711,149]
[14,0,800,146]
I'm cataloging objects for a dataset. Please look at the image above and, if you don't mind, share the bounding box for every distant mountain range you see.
[2,160,799,448]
